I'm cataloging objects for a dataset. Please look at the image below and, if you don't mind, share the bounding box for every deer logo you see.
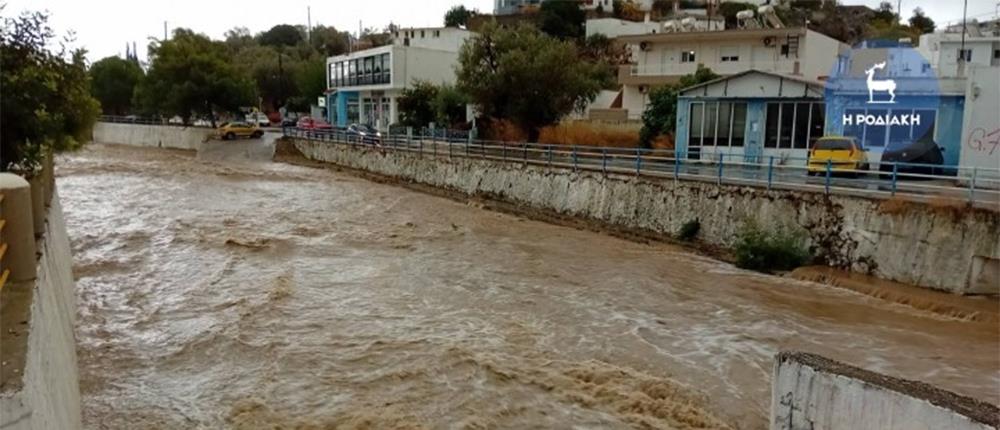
[865,62,896,104]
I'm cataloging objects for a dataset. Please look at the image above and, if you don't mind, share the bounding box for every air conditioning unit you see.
[639,41,651,51]
[762,36,774,47]
[638,85,649,94]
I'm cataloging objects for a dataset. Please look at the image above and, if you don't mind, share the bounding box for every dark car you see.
[878,136,946,178]
[346,123,382,144]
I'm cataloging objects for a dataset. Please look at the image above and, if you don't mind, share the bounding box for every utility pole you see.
[307,6,312,43]
[163,21,168,40]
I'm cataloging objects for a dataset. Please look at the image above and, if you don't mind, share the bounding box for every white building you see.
[614,27,848,119]
[917,29,1000,77]
[326,27,473,129]
[495,0,614,15]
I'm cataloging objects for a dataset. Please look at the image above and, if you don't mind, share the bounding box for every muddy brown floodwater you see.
[59,144,999,430]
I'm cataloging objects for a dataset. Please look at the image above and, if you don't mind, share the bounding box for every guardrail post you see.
[523,144,528,165]
[602,148,608,175]
[891,163,898,196]
[547,145,553,167]
[0,173,37,282]
[635,148,642,176]
[419,136,423,156]
[717,153,724,185]
[466,134,471,157]
[969,167,978,203]
[674,155,680,180]
[572,146,578,171]
[406,127,412,149]
[767,156,775,190]
[825,159,832,194]
[502,144,507,162]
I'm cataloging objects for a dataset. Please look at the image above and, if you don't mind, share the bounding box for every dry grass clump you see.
[539,123,640,148]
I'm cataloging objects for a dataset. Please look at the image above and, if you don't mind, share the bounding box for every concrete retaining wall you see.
[288,138,1000,294]
[0,194,82,430]
[770,352,998,430]
[93,122,209,150]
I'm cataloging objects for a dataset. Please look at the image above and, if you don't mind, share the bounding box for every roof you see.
[678,70,824,96]
[616,27,807,44]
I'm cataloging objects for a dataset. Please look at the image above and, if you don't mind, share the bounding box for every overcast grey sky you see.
[4,0,998,62]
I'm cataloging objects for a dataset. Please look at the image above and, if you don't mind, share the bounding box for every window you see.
[434,30,441,37]
[687,101,748,147]
[421,30,426,38]
[765,102,826,150]
[842,108,936,149]
[993,49,1000,59]
[720,47,739,62]
[958,49,972,62]
[681,50,696,63]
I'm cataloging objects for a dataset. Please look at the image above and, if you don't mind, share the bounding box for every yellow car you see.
[216,122,263,140]
[808,136,869,177]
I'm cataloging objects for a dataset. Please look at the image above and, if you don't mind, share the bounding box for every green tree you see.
[457,23,604,140]
[134,29,255,126]
[444,5,477,28]
[1,10,100,172]
[539,0,585,40]
[908,8,935,34]
[433,84,468,127]
[397,81,439,128]
[287,56,327,111]
[639,66,719,147]
[259,24,303,47]
[873,1,896,23]
[309,25,350,56]
[90,56,144,115]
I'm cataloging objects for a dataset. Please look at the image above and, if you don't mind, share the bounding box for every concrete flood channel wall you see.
[772,352,998,430]
[0,192,82,429]
[93,121,210,150]
[285,137,1000,295]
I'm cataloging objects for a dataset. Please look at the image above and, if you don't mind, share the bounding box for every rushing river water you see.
[58,144,999,430]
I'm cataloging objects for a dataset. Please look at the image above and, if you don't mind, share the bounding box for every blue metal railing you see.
[282,127,1000,208]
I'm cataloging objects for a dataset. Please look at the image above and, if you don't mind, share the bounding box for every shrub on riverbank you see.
[733,222,811,273]
[538,122,639,147]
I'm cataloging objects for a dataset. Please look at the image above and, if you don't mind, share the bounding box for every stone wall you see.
[0,195,83,430]
[770,352,998,430]
[93,122,209,150]
[288,138,1000,294]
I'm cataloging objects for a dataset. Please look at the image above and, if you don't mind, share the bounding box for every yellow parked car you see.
[216,121,263,140]
[808,137,869,177]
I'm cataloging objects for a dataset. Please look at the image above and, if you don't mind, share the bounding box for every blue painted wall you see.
[333,91,358,127]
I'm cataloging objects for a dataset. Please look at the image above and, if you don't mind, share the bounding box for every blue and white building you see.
[325,27,473,129]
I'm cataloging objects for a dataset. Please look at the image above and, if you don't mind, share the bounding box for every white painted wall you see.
[0,195,83,430]
[772,352,996,430]
[393,27,472,52]
[918,33,1000,77]
[586,18,661,38]
[960,65,1000,186]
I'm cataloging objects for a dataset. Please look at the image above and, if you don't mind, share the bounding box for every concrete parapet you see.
[770,352,998,430]
[0,173,37,283]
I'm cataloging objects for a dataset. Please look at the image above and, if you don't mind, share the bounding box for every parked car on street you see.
[346,123,382,144]
[878,137,946,177]
[807,136,868,177]
[215,122,263,140]
[246,112,271,127]
[296,116,334,130]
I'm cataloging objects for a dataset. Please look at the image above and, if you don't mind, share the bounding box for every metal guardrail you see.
[99,115,216,128]
[283,127,1000,209]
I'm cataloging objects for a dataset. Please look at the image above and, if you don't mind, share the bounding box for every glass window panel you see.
[779,103,795,148]
[717,102,732,146]
[731,103,747,147]
[912,109,936,144]
[864,108,888,148]
[765,103,780,148]
[843,108,865,146]
[704,102,719,146]
[689,103,704,147]
[888,108,912,149]
[793,102,810,149]
[809,103,825,148]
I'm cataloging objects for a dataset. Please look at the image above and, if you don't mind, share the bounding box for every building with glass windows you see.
[673,44,977,172]
[325,27,473,129]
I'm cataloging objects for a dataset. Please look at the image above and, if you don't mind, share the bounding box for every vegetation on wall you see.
[733,222,811,273]
[1,10,100,173]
